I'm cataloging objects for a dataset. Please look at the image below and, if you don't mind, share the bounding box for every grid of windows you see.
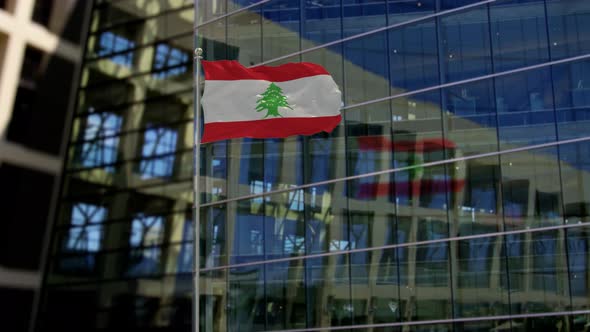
[77,112,122,170]
[97,31,136,66]
[38,0,590,331]
[139,126,179,178]
[152,43,190,79]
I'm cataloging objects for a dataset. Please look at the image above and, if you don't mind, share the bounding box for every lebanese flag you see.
[200,60,342,143]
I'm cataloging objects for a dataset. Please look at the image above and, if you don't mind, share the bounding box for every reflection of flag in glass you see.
[354,136,465,199]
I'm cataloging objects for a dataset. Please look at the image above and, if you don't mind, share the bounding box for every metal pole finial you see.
[194,48,203,59]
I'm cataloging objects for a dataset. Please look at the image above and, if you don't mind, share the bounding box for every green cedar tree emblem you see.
[255,82,293,118]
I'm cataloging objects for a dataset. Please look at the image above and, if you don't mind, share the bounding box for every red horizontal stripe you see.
[202,60,330,82]
[357,179,466,198]
[357,136,456,152]
[202,115,342,143]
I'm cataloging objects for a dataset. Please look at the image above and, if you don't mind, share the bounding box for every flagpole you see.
[193,45,203,332]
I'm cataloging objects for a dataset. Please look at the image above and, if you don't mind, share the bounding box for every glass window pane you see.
[495,68,556,150]
[302,0,342,46]
[440,0,488,10]
[264,261,307,330]
[501,147,563,231]
[547,0,590,60]
[439,6,492,82]
[567,227,590,310]
[346,101,392,200]
[503,230,570,315]
[227,8,262,66]
[454,234,510,318]
[553,59,590,140]
[60,203,107,273]
[139,126,178,179]
[490,0,549,72]
[343,0,387,37]
[452,155,503,236]
[344,31,390,105]
[262,0,300,62]
[200,270,226,332]
[305,255,352,328]
[126,214,164,276]
[442,79,499,156]
[227,265,265,330]
[197,0,226,23]
[390,19,440,93]
[388,0,435,25]
[75,112,122,171]
[560,141,590,224]
[402,241,452,321]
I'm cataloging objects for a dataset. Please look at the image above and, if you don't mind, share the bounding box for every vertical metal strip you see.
[193,0,203,329]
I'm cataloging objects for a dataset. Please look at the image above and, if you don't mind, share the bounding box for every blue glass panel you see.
[442,79,498,156]
[552,59,590,140]
[344,31,389,105]
[61,203,107,272]
[567,227,589,304]
[139,126,178,178]
[490,0,549,72]
[495,68,556,149]
[547,0,590,60]
[440,0,488,10]
[177,220,193,272]
[236,139,264,192]
[126,214,164,276]
[345,101,391,201]
[387,0,435,25]
[97,31,135,66]
[439,6,492,82]
[303,0,342,45]
[204,141,228,203]
[201,206,227,269]
[304,130,346,256]
[78,112,122,170]
[389,19,439,93]
[343,0,387,37]
[152,44,189,79]
[559,141,590,224]
[391,91,445,207]
[231,200,265,264]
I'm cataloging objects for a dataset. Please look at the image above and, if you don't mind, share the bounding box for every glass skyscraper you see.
[37,0,590,331]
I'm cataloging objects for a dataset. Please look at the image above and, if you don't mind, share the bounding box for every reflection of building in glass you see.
[36,0,590,332]
[0,1,90,331]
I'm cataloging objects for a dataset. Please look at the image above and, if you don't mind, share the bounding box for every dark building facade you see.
[37,0,590,331]
[0,1,91,331]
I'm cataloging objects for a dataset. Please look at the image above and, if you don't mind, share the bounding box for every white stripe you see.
[201,75,342,123]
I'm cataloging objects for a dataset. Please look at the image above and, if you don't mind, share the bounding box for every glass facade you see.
[37,0,590,331]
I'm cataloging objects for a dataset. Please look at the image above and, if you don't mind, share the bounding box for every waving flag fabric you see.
[200,60,342,143]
